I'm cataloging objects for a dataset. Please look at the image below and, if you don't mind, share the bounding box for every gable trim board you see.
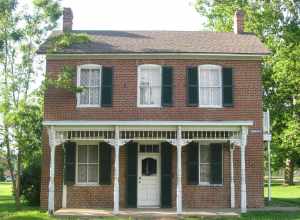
[45,53,267,60]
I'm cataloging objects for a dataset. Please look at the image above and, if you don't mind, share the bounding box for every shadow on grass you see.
[241,211,300,220]
[265,198,300,207]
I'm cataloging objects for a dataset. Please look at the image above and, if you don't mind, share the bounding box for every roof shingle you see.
[37,30,269,55]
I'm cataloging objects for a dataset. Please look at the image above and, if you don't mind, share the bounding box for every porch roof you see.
[43,120,253,127]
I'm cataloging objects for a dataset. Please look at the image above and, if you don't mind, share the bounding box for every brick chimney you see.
[63,7,73,32]
[234,9,244,34]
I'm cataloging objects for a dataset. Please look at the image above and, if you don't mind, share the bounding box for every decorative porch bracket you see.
[167,126,192,214]
[47,126,65,215]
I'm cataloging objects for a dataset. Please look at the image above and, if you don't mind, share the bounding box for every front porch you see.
[54,208,240,218]
[44,120,251,215]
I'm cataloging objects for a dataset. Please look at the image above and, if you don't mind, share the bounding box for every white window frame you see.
[75,143,99,186]
[197,142,224,186]
[137,64,162,108]
[198,64,223,108]
[77,64,102,108]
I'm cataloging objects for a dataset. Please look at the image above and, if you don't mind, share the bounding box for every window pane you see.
[211,87,222,106]
[88,145,98,163]
[78,164,87,183]
[90,69,100,86]
[80,89,89,105]
[140,86,150,105]
[200,145,210,163]
[150,86,161,105]
[80,69,89,86]
[89,87,100,104]
[78,146,87,163]
[88,164,98,182]
[200,164,210,183]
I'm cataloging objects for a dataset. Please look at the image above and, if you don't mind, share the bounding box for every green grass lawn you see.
[264,179,300,207]
[0,181,300,220]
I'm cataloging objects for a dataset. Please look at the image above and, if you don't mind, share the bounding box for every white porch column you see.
[176,126,183,214]
[230,144,235,208]
[113,126,120,214]
[240,126,248,213]
[47,126,56,214]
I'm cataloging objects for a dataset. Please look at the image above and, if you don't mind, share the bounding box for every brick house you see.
[38,8,269,215]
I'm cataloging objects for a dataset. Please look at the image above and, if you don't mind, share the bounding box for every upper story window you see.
[187,64,232,108]
[198,65,222,107]
[138,64,162,107]
[77,64,102,107]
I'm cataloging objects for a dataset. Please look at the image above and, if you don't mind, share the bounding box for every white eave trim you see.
[43,120,253,127]
[45,53,268,60]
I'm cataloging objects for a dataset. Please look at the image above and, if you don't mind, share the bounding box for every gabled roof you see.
[37,30,269,56]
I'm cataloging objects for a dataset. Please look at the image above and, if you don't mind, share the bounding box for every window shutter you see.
[187,142,199,185]
[161,66,173,106]
[99,142,112,185]
[64,141,76,186]
[187,67,199,106]
[101,66,113,107]
[222,68,233,107]
[126,142,138,208]
[161,142,172,208]
[210,143,223,184]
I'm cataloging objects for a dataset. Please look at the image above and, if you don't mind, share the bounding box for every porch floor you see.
[54,208,240,219]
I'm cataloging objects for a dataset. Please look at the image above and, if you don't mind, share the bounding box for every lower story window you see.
[77,145,99,184]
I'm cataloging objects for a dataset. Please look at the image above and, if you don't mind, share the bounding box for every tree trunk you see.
[15,150,21,210]
[3,125,18,208]
[284,158,294,185]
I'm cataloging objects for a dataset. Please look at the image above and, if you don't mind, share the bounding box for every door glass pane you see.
[88,164,98,182]
[78,164,87,183]
[78,146,87,163]
[142,158,157,176]
[88,145,98,163]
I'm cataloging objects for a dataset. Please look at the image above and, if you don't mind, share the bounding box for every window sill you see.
[198,106,223,108]
[197,183,224,187]
[74,183,100,187]
[76,105,101,108]
[137,105,162,108]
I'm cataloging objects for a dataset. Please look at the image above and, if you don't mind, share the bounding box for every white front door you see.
[137,144,161,208]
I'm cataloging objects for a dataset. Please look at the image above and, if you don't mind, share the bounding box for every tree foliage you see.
[195,0,300,183]
[0,0,62,208]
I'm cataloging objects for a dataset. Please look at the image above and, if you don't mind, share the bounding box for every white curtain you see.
[199,67,222,106]
[80,68,101,105]
[139,65,161,106]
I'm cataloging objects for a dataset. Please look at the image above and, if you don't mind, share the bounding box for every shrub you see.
[21,157,41,206]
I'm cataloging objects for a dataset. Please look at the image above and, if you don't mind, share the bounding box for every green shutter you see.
[210,143,223,184]
[126,142,138,208]
[161,142,172,208]
[222,68,233,107]
[64,141,76,186]
[99,142,112,185]
[161,66,173,106]
[101,66,113,107]
[187,142,199,185]
[187,67,199,106]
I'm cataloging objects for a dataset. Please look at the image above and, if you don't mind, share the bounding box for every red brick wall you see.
[41,58,264,210]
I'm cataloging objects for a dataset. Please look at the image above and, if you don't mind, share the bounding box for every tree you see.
[0,0,61,209]
[195,0,300,184]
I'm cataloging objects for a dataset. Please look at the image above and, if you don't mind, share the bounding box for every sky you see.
[59,0,205,31]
